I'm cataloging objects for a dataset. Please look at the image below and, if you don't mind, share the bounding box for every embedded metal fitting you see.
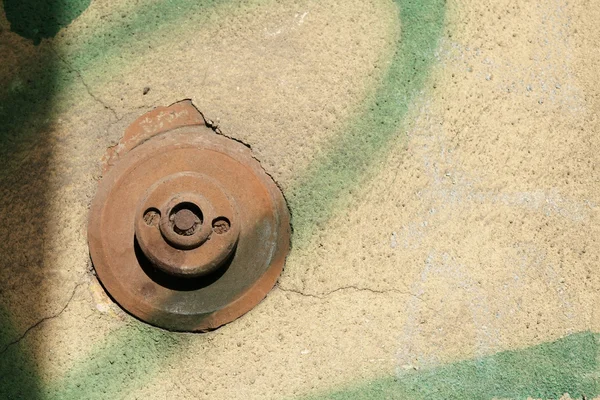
[88,100,290,331]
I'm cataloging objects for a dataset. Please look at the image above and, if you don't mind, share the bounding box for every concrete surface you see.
[0,0,599,399]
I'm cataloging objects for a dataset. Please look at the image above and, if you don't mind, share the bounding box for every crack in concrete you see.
[187,100,252,150]
[80,77,119,121]
[278,284,426,303]
[0,282,83,355]
[50,46,119,121]
[278,285,438,314]
[185,99,295,241]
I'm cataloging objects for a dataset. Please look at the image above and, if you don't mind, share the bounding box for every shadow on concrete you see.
[0,0,87,398]
[3,0,90,45]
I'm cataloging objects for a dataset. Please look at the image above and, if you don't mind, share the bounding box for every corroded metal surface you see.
[88,101,290,331]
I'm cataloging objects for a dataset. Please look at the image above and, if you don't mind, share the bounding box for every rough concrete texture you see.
[0,0,599,399]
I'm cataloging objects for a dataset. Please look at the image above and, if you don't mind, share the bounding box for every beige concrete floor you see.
[0,0,599,398]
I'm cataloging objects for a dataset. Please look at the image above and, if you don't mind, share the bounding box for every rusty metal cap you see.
[88,101,290,331]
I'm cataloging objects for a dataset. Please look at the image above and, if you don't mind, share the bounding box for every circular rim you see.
[88,125,290,331]
[134,173,241,278]
[157,193,215,251]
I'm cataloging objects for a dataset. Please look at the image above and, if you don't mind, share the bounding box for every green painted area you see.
[288,0,446,244]
[3,0,91,44]
[303,332,600,400]
[59,0,252,76]
[46,324,184,400]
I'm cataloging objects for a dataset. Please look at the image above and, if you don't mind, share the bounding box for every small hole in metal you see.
[143,208,161,226]
[212,217,231,234]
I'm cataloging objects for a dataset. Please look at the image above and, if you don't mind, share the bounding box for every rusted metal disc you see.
[88,101,290,331]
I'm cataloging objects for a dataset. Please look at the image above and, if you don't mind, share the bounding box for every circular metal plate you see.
[88,124,290,331]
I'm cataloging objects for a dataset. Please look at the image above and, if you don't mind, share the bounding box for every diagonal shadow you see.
[0,0,89,398]
[0,50,53,400]
[1,0,448,397]
[3,0,91,45]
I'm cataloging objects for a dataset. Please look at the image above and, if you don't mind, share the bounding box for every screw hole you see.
[212,217,231,234]
[143,208,161,226]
